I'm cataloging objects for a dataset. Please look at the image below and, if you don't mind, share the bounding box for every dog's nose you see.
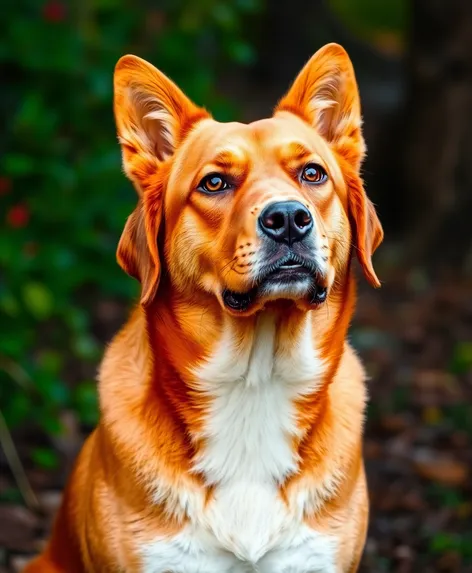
[259,201,313,245]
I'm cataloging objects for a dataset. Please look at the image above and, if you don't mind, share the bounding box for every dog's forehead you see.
[249,114,313,140]
[188,114,322,161]
[181,114,344,193]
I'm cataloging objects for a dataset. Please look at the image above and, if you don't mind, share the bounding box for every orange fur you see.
[24,43,383,572]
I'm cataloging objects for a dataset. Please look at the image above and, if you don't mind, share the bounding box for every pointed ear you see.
[347,172,384,288]
[114,54,210,192]
[113,55,209,305]
[276,43,365,169]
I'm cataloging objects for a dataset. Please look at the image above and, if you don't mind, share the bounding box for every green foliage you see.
[429,532,472,562]
[329,0,407,34]
[328,0,408,53]
[0,0,260,457]
[449,341,472,375]
[31,446,59,470]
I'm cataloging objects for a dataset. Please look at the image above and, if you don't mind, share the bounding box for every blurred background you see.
[1,0,472,571]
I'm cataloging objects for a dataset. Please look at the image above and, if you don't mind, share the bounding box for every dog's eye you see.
[199,174,230,193]
[301,164,327,185]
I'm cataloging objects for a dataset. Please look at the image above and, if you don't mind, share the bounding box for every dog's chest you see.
[140,481,337,573]
[140,315,337,572]
[140,498,337,572]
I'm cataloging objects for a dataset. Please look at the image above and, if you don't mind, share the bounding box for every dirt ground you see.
[1,258,471,573]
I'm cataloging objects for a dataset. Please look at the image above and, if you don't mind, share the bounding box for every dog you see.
[24,42,383,573]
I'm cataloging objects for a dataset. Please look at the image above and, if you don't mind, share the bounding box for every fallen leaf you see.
[413,456,468,486]
[379,414,411,433]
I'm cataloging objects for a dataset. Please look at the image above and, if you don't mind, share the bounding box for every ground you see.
[1,256,471,573]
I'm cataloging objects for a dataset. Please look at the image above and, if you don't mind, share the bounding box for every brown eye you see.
[301,164,327,185]
[199,174,230,193]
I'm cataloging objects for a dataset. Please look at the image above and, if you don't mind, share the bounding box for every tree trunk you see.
[401,0,472,269]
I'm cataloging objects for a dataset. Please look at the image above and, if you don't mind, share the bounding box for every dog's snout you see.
[259,201,313,246]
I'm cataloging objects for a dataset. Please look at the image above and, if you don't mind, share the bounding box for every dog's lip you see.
[278,262,303,269]
[222,286,258,312]
[279,258,303,269]
[262,254,317,278]
[222,254,325,312]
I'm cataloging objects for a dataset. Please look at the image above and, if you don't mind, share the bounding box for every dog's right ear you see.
[275,43,365,171]
[113,55,209,305]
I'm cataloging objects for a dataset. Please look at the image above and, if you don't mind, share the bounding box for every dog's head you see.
[114,43,383,316]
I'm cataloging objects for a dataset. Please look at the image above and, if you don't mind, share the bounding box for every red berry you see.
[0,177,11,196]
[7,204,30,228]
[43,1,66,22]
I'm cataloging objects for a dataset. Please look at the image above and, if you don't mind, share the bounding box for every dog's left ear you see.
[276,43,383,287]
[113,55,209,305]
[346,173,384,287]
[276,42,364,169]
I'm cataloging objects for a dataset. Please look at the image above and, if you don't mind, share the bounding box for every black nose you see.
[259,201,313,245]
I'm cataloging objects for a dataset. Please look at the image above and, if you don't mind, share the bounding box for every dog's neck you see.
[144,271,357,456]
[99,271,360,515]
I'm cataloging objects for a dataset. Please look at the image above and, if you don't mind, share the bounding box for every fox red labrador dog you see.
[24,42,383,573]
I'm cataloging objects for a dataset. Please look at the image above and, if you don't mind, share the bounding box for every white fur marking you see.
[192,313,323,484]
[141,524,337,572]
[142,312,336,572]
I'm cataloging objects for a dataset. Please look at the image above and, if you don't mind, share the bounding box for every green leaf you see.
[0,292,20,317]
[0,487,24,504]
[430,532,461,553]
[212,4,238,30]
[31,447,59,470]
[2,153,35,176]
[227,40,257,66]
[2,392,31,427]
[37,351,63,375]
[23,282,54,320]
[449,341,472,375]
[41,415,64,436]
[235,0,262,13]
[329,0,408,33]
[72,334,100,361]
[74,380,99,426]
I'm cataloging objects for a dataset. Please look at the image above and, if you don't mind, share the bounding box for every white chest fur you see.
[141,313,337,572]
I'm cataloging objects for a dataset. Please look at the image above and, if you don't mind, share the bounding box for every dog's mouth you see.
[222,254,327,312]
